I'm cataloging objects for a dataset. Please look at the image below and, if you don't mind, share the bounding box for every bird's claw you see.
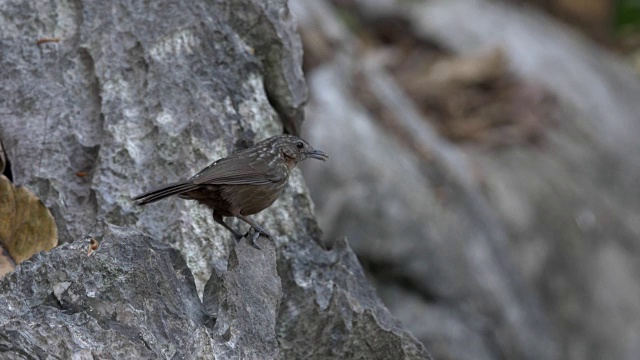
[242,227,272,250]
[249,229,262,250]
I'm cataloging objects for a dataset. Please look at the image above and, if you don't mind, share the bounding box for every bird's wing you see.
[189,148,284,185]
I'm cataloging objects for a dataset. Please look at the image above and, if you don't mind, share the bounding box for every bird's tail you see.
[132,181,198,205]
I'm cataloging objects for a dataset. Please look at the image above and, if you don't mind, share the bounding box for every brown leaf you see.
[0,175,58,264]
[0,244,15,278]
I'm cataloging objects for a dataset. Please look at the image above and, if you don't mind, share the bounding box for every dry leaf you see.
[0,175,58,264]
[0,244,15,278]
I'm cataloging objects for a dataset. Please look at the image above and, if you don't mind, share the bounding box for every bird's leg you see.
[234,214,272,249]
[235,214,273,239]
[212,212,243,242]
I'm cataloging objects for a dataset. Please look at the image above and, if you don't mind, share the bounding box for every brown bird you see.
[132,134,328,248]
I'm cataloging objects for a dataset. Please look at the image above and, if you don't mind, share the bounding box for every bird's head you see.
[272,135,329,167]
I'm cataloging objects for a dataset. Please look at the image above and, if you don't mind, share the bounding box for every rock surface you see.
[0,222,215,359]
[0,0,430,359]
[407,3,640,359]
[302,59,556,360]
[204,236,282,359]
[295,0,640,360]
[211,0,308,135]
[277,237,428,359]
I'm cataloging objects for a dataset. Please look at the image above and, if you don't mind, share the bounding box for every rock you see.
[301,61,556,360]
[402,2,640,359]
[278,237,431,359]
[296,0,640,359]
[0,222,215,359]
[204,237,282,359]
[0,0,293,294]
[212,0,309,135]
[0,0,429,358]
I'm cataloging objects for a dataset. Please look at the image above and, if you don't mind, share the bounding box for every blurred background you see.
[293,0,640,359]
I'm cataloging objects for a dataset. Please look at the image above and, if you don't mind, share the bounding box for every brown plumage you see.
[132,134,328,248]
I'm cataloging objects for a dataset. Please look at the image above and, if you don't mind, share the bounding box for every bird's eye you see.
[296,141,304,149]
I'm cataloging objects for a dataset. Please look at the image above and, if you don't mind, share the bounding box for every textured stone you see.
[0,0,287,293]
[204,237,282,360]
[301,62,555,360]
[0,222,214,359]
[212,0,309,135]
[0,0,429,358]
[277,237,430,359]
[296,1,640,359]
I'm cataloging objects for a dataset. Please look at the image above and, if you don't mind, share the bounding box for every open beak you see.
[305,149,329,161]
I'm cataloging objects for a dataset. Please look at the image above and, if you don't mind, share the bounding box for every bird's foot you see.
[243,226,272,250]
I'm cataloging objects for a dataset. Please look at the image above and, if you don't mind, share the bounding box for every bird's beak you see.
[305,149,329,161]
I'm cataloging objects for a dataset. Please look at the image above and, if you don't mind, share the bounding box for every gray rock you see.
[402,2,640,359]
[277,237,431,359]
[278,239,431,359]
[0,0,282,291]
[211,0,309,135]
[375,281,497,360]
[0,0,429,358]
[296,0,640,359]
[302,61,556,360]
[204,237,282,359]
[0,222,215,359]
[404,0,640,156]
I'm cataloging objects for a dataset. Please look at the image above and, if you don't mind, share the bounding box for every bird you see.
[132,134,328,249]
